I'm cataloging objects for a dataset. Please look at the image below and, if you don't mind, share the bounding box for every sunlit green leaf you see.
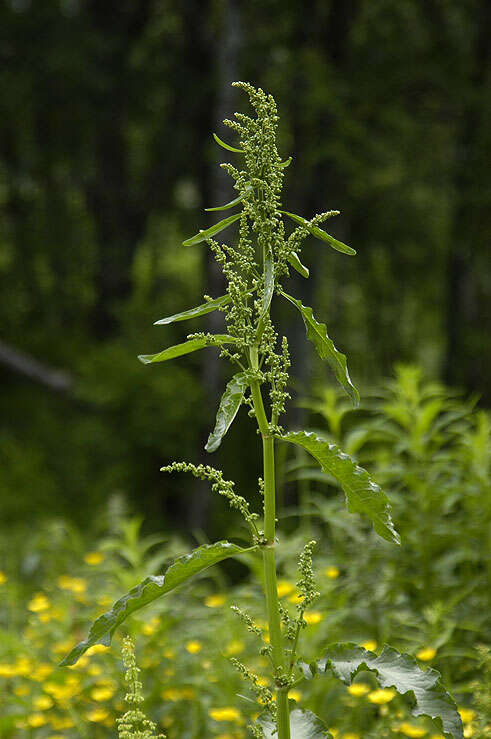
[205,184,253,212]
[205,372,249,452]
[60,541,253,666]
[288,251,309,278]
[183,213,242,246]
[154,295,231,325]
[279,156,292,168]
[279,430,400,544]
[280,210,355,255]
[258,708,332,738]
[138,334,235,364]
[213,132,244,153]
[301,643,463,739]
[280,291,359,406]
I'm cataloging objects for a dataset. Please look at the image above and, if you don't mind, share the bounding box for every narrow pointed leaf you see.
[61,541,253,666]
[138,334,235,364]
[300,643,463,739]
[279,156,293,168]
[279,430,400,544]
[288,251,309,278]
[205,372,249,452]
[262,247,275,316]
[258,708,332,738]
[205,184,253,211]
[280,210,355,255]
[183,213,242,246]
[213,132,244,153]
[154,295,231,325]
[280,291,359,406]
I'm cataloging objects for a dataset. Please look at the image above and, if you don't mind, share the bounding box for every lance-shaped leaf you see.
[205,184,253,212]
[262,247,274,316]
[280,210,356,255]
[288,251,309,278]
[138,334,235,364]
[60,541,253,667]
[154,295,231,325]
[279,156,293,168]
[280,292,359,406]
[300,643,463,739]
[279,431,400,544]
[183,213,242,246]
[205,372,249,452]
[258,709,332,738]
[213,132,244,153]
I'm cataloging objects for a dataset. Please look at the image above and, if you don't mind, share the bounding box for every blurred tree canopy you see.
[0,0,489,529]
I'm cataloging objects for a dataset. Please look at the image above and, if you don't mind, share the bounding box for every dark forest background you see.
[1,0,489,536]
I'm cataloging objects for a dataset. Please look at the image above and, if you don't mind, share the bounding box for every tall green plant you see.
[61,84,463,739]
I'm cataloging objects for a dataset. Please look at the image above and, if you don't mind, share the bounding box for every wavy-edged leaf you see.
[288,251,309,278]
[205,184,253,212]
[61,541,253,667]
[154,295,231,325]
[138,334,235,364]
[258,708,332,738]
[279,431,400,544]
[213,132,244,153]
[183,213,242,246]
[279,156,292,168]
[280,292,359,406]
[300,643,463,739]
[205,372,249,452]
[280,210,355,255]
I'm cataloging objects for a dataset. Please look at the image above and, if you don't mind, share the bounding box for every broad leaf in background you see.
[258,708,332,738]
[60,541,253,667]
[280,431,400,544]
[138,334,235,364]
[280,292,359,406]
[288,251,309,278]
[213,132,244,153]
[280,210,356,255]
[205,372,249,452]
[182,213,242,246]
[205,184,253,212]
[300,643,463,739]
[154,295,231,325]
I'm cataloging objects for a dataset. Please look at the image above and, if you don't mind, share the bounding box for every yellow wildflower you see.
[33,695,54,710]
[85,644,109,656]
[225,640,245,656]
[325,566,340,579]
[368,688,396,704]
[161,688,182,701]
[0,571,7,584]
[14,685,30,697]
[458,708,476,724]
[289,689,302,702]
[31,663,54,681]
[39,611,53,623]
[142,616,160,636]
[0,664,16,677]
[186,640,202,654]
[209,707,242,722]
[361,640,378,651]
[27,714,48,728]
[288,593,304,604]
[277,580,295,597]
[57,575,87,594]
[88,663,103,676]
[348,683,370,697]
[399,723,427,737]
[304,611,323,625]
[463,727,474,738]
[86,708,109,722]
[91,686,115,702]
[205,593,226,607]
[84,551,104,565]
[51,716,75,729]
[28,593,50,612]
[343,734,361,739]
[416,647,437,662]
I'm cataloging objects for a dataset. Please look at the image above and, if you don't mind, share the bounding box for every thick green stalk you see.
[249,347,291,739]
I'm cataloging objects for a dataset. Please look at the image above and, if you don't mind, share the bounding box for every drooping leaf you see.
[288,251,309,278]
[183,213,242,246]
[154,295,231,325]
[280,210,356,255]
[138,334,235,364]
[205,184,253,212]
[213,132,244,153]
[60,542,253,667]
[300,643,463,739]
[279,431,400,544]
[205,372,249,452]
[258,708,332,738]
[280,291,359,406]
[279,156,293,168]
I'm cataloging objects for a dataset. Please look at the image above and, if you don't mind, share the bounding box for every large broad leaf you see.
[280,292,359,406]
[288,251,309,278]
[258,708,332,738]
[154,295,231,325]
[183,213,242,246]
[60,542,252,667]
[279,431,400,544]
[205,372,249,452]
[205,184,253,212]
[138,334,235,364]
[213,132,244,153]
[280,211,355,255]
[300,643,463,739]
